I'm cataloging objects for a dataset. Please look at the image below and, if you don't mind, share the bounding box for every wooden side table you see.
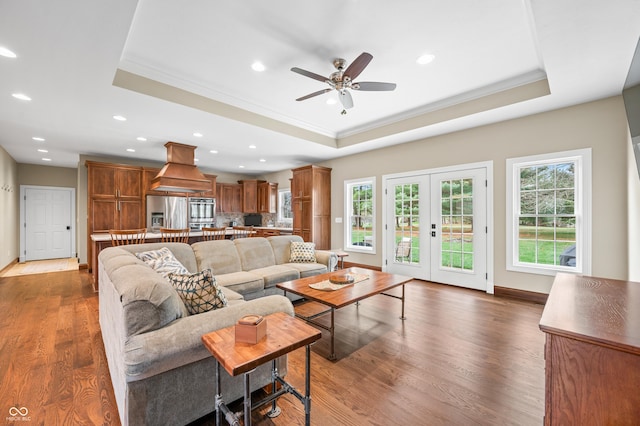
[331,249,349,270]
[202,312,321,426]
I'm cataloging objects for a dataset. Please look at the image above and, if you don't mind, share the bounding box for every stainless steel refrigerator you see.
[146,195,188,231]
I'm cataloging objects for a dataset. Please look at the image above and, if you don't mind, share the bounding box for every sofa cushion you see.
[268,235,304,265]
[100,248,186,336]
[191,240,242,275]
[234,238,276,271]
[118,242,198,273]
[249,265,300,288]
[289,241,316,263]
[214,271,265,295]
[282,262,327,278]
[135,246,189,279]
[168,269,227,315]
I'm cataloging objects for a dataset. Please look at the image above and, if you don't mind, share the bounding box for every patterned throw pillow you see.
[135,246,189,279]
[168,269,227,315]
[289,241,316,263]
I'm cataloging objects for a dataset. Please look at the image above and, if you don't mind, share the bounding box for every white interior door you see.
[384,165,489,291]
[24,187,73,261]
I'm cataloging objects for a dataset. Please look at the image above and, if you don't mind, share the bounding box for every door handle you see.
[67,226,71,230]
[431,231,436,237]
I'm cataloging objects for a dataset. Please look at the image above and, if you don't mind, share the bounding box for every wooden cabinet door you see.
[89,165,117,198]
[118,199,144,229]
[240,180,258,213]
[117,168,142,198]
[230,184,242,212]
[91,199,117,233]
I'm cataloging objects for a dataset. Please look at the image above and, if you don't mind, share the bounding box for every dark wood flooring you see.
[0,269,545,425]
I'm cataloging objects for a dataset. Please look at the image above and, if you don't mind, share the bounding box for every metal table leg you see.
[243,369,252,426]
[304,344,312,426]
[329,308,336,361]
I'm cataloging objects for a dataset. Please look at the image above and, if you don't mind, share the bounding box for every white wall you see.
[0,146,19,270]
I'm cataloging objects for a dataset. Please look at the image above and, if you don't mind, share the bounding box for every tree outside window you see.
[345,178,375,252]
[278,189,292,223]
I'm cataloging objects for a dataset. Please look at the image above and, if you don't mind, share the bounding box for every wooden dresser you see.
[539,273,640,425]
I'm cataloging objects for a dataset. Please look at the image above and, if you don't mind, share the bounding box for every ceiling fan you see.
[291,52,396,111]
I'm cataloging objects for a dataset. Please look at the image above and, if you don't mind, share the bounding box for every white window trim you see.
[344,177,376,254]
[277,189,292,224]
[506,148,592,276]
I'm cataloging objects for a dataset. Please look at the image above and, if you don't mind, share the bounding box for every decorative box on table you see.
[235,315,267,344]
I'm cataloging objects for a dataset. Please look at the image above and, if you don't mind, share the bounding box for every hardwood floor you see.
[0,270,545,425]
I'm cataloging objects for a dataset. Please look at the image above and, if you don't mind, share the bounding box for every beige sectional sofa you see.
[98,235,336,425]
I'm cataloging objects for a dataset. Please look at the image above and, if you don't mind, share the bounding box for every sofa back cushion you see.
[99,247,186,337]
[118,242,198,273]
[268,235,304,265]
[234,237,276,271]
[191,240,242,274]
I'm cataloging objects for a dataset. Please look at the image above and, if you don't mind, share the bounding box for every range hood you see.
[151,142,212,193]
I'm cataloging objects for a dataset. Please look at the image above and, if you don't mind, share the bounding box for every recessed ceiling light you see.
[416,54,435,65]
[249,144,256,149]
[251,61,266,72]
[259,158,266,162]
[326,98,337,105]
[136,137,147,142]
[126,148,135,152]
[209,150,218,154]
[32,137,45,142]
[42,158,52,162]
[239,165,245,169]
[0,46,17,58]
[37,149,48,153]
[113,115,127,121]
[12,93,31,101]
[193,132,203,137]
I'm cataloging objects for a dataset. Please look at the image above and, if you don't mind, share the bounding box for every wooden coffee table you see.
[276,267,413,360]
[202,312,321,426]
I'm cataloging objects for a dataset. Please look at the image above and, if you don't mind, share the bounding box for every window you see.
[506,149,591,276]
[278,189,292,223]
[345,177,375,253]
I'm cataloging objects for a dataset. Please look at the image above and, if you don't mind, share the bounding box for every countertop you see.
[91,227,293,241]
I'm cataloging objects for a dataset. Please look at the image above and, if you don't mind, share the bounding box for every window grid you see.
[440,178,474,271]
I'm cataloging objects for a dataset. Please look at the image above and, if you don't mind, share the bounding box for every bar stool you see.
[202,226,227,241]
[160,228,190,243]
[109,229,146,246]
[232,226,254,239]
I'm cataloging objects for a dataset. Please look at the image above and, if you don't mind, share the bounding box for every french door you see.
[385,165,489,291]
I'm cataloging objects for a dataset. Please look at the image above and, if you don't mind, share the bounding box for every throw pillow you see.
[168,269,227,315]
[289,241,316,263]
[135,246,189,279]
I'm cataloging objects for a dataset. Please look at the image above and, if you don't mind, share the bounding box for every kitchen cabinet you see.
[539,273,640,425]
[258,181,278,213]
[291,165,331,249]
[216,183,242,213]
[238,179,260,213]
[86,161,144,278]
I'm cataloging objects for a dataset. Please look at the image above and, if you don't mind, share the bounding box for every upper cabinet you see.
[291,165,331,249]
[239,179,260,213]
[258,181,278,213]
[216,183,242,213]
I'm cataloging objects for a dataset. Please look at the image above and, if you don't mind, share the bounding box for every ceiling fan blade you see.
[339,90,353,109]
[291,67,329,83]
[343,52,373,80]
[296,88,332,101]
[352,81,397,91]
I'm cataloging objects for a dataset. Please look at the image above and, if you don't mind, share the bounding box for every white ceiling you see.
[1,0,639,174]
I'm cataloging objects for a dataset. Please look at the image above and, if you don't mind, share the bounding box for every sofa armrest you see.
[123,295,294,381]
[315,250,338,271]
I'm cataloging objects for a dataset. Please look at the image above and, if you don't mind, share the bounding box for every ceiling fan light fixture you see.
[416,54,435,65]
